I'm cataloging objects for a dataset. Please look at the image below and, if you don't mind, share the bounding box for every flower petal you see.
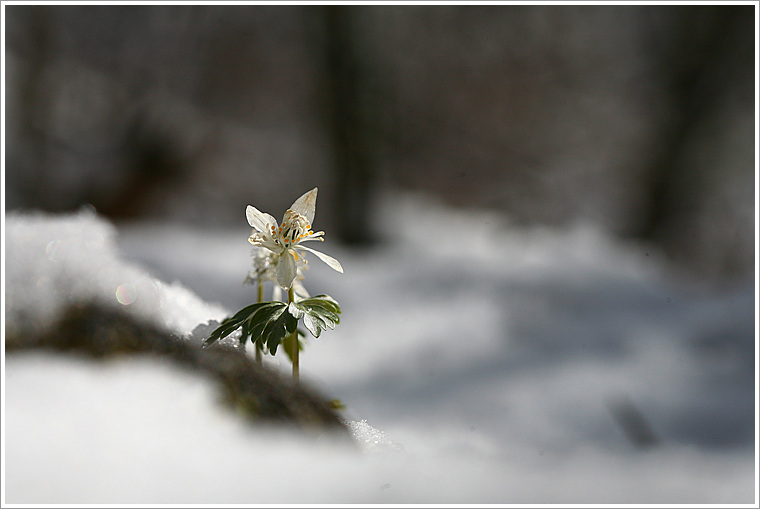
[246,205,278,232]
[248,233,280,253]
[297,245,343,273]
[276,249,298,288]
[289,188,317,224]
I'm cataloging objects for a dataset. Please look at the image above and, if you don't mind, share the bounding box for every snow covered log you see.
[6,303,347,432]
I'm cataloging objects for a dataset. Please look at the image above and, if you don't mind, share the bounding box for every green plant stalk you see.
[288,285,299,382]
[255,280,263,364]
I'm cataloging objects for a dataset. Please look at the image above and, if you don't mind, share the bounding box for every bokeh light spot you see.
[115,283,137,305]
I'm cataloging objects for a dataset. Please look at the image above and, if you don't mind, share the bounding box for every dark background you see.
[4,5,756,280]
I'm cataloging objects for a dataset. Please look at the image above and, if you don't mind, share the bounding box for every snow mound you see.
[5,208,228,339]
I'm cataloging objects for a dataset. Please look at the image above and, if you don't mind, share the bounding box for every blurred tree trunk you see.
[634,7,753,249]
[13,7,53,209]
[320,6,377,245]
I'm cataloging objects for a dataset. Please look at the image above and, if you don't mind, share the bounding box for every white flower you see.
[246,187,343,289]
[243,248,276,284]
[244,247,309,300]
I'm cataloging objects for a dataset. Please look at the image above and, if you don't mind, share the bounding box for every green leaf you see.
[203,313,246,347]
[245,302,285,337]
[302,295,341,314]
[203,301,288,349]
[261,305,298,355]
[204,296,339,352]
[231,302,267,321]
[294,295,342,339]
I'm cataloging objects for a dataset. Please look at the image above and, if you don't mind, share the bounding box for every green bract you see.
[293,295,341,338]
[204,295,341,354]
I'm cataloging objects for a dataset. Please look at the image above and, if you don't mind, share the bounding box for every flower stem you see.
[255,280,263,364]
[288,285,299,382]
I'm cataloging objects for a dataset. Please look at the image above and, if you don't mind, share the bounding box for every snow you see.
[3,193,757,504]
[3,207,228,339]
